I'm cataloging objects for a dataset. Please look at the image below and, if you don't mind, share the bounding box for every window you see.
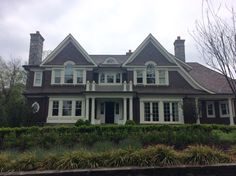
[144,102,159,122]
[206,101,215,117]
[172,102,179,121]
[116,73,121,83]
[62,101,72,116]
[115,103,119,115]
[52,101,59,116]
[219,101,229,117]
[152,102,159,121]
[100,73,105,83]
[75,101,82,116]
[33,71,42,86]
[54,69,61,84]
[164,102,171,121]
[107,74,114,83]
[100,103,105,114]
[64,64,73,83]
[146,64,156,84]
[159,70,166,85]
[76,70,83,84]
[32,102,40,113]
[137,70,143,84]
[144,102,151,121]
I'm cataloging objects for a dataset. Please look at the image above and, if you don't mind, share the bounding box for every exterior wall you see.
[133,97,140,123]
[26,97,49,124]
[183,98,196,124]
[199,100,230,125]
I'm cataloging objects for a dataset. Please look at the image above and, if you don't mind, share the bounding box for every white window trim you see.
[206,101,215,118]
[98,72,122,84]
[33,71,43,87]
[133,69,169,86]
[140,98,184,124]
[219,101,229,118]
[47,97,85,123]
[51,68,86,85]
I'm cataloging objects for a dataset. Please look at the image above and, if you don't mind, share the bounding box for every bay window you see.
[63,100,72,116]
[144,102,159,122]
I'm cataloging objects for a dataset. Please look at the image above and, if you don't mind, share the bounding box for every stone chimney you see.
[126,49,132,56]
[174,36,185,62]
[28,31,44,65]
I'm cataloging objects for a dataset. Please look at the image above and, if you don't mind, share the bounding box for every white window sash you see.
[33,71,42,87]
[219,101,229,117]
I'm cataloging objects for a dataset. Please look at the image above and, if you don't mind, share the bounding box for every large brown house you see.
[23,31,236,125]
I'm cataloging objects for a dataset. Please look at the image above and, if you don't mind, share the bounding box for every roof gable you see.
[123,34,176,66]
[41,34,97,66]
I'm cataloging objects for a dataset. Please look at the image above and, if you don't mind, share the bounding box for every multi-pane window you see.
[54,69,61,84]
[206,101,215,117]
[34,71,42,86]
[64,64,73,83]
[164,102,171,121]
[116,73,121,83]
[144,102,159,122]
[100,73,105,83]
[219,101,229,117]
[146,64,156,84]
[75,101,82,116]
[62,101,72,116]
[172,102,179,121]
[115,103,119,115]
[76,70,83,84]
[100,103,105,114]
[152,102,159,121]
[144,102,151,121]
[107,75,114,83]
[137,70,143,84]
[52,101,59,116]
[159,70,166,85]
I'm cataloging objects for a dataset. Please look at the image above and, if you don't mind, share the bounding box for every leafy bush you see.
[75,119,90,127]
[183,145,232,165]
[125,120,136,125]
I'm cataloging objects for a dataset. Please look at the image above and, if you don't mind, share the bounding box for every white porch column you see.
[123,98,127,123]
[91,97,95,124]
[129,97,133,120]
[195,98,200,124]
[228,98,234,126]
[85,98,89,120]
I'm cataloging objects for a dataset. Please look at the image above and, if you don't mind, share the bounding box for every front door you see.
[105,102,114,123]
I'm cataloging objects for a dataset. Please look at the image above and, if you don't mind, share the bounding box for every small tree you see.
[192,0,236,96]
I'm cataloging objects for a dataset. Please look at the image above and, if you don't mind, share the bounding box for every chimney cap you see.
[177,36,181,40]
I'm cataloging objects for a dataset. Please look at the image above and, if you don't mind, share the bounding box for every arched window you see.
[146,64,155,84]
[64,63,73,83]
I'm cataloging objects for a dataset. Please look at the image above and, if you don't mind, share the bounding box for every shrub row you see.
[1,124,236,150]
[0,145,234,172]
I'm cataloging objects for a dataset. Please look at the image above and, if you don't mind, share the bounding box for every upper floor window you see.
[137,70,143,84]
[76,70,83,84]
[158,70,167,85]
[33,71,42,87]
[99,72,122,84]
[54,69,61,84]
[146,64,155,84]
[64,64,73,83]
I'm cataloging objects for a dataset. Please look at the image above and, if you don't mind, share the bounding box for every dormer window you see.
[146,64,156,84]
[64,64,73,83]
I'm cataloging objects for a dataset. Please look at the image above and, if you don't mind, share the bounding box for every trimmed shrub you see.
[75,119,90,127]
[125,120,136,125]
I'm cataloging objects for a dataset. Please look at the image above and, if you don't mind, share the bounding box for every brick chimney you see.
[174,36,185,62]
[126,49,133,56]
[28,31,44,65]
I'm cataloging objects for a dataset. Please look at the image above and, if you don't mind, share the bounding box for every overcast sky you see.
[0,0,235,64]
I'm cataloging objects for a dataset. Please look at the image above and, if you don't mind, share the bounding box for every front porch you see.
[85,94,134,125]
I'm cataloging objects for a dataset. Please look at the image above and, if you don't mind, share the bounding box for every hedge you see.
[1,124,236,150]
